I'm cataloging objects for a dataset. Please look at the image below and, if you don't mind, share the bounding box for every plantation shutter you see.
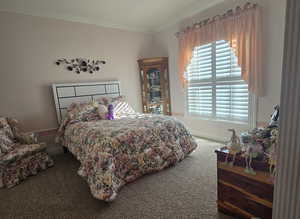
[187,85,213,116]
[216,83,249,121]
[215,40,241,78]
[187,43,213,116]
[186,40,250,123]
[186,43,213,81]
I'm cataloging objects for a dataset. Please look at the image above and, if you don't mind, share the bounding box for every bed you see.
[53,81,198,201]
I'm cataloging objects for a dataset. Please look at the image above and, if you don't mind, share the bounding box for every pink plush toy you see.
[106,104,114,120]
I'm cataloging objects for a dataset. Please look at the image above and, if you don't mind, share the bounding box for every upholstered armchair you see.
[0,118,54,188]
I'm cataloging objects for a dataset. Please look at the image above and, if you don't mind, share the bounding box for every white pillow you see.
[113,101,136,117]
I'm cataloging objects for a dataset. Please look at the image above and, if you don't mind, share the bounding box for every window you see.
[186,40,252,123]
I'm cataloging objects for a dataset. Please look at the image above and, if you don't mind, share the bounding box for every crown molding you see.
[0,9,154,34]
[154,0,224,32]
[0,0,224,33]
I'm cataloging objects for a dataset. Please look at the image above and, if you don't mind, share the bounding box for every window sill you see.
[184,114,250,127]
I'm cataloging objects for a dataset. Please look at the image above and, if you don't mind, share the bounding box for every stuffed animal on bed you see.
[106,104,114,120]
[98,104,108,120]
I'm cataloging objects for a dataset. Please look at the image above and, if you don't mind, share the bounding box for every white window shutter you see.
[186,40,250,123]
[216,83,249,121]
[187,43,213,81]
[187,85,213,116]
[215,40,241,79]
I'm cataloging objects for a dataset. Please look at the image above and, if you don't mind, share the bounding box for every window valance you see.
[176,3,263,96]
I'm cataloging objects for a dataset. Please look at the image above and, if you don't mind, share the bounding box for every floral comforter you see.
[57,114,198,201]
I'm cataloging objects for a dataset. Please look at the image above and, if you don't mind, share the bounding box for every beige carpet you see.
[0,138,233,219]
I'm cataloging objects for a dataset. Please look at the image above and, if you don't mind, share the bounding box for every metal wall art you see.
[55,58,106,74]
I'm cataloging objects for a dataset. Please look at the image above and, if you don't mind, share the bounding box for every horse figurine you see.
[244,138,264,175]
[265,128,279,182]
[224,129,241,166]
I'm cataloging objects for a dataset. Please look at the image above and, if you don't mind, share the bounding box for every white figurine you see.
[224,129,241,166]
[269,105,280,127]
[244,140,264,175]
[265,128,279,182]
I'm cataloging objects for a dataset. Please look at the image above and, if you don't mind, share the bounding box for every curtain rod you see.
[175,2,257,37]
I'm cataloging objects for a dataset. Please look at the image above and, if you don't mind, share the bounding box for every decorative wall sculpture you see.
[55,58,106,74]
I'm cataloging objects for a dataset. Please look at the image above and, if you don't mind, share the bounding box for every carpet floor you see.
[0,138,233,219]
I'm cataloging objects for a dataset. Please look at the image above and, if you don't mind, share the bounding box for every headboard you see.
[52,81,121,123]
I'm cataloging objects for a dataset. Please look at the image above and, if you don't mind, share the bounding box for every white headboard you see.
[52,81,121,123]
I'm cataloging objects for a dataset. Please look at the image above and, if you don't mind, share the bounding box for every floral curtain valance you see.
[176,3,263,96]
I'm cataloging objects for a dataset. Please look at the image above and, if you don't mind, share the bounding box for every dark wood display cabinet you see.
[138,57,171,115]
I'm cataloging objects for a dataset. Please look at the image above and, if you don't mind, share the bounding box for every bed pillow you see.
[67,101,100,122]
[112,101,136,118]
[97,95,125,106]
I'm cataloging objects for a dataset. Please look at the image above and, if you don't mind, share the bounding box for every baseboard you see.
[189,128,227,144]
[35,128,58,137]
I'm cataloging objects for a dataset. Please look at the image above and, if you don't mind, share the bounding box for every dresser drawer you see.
[217,168,274,202]
[218,182,272,219]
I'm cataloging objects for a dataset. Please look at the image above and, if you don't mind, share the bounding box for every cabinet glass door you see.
[147,68,163,114]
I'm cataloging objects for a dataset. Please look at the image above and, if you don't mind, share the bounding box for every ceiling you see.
[0,0,223,32]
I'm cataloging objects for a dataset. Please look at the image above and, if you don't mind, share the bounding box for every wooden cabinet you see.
[215,148,274,219]
[138,57,171,115]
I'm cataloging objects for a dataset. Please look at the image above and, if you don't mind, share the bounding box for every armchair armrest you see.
[18,132,38,144]
[6,118,38,144]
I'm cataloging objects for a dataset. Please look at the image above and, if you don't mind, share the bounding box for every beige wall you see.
[0,0,286,139]
[0,12,154,131]
[152,0,286,141]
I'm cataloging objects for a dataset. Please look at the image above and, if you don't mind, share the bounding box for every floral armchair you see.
[0,118,54,188]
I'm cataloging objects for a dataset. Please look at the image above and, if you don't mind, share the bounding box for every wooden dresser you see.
[215,148,274,219]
